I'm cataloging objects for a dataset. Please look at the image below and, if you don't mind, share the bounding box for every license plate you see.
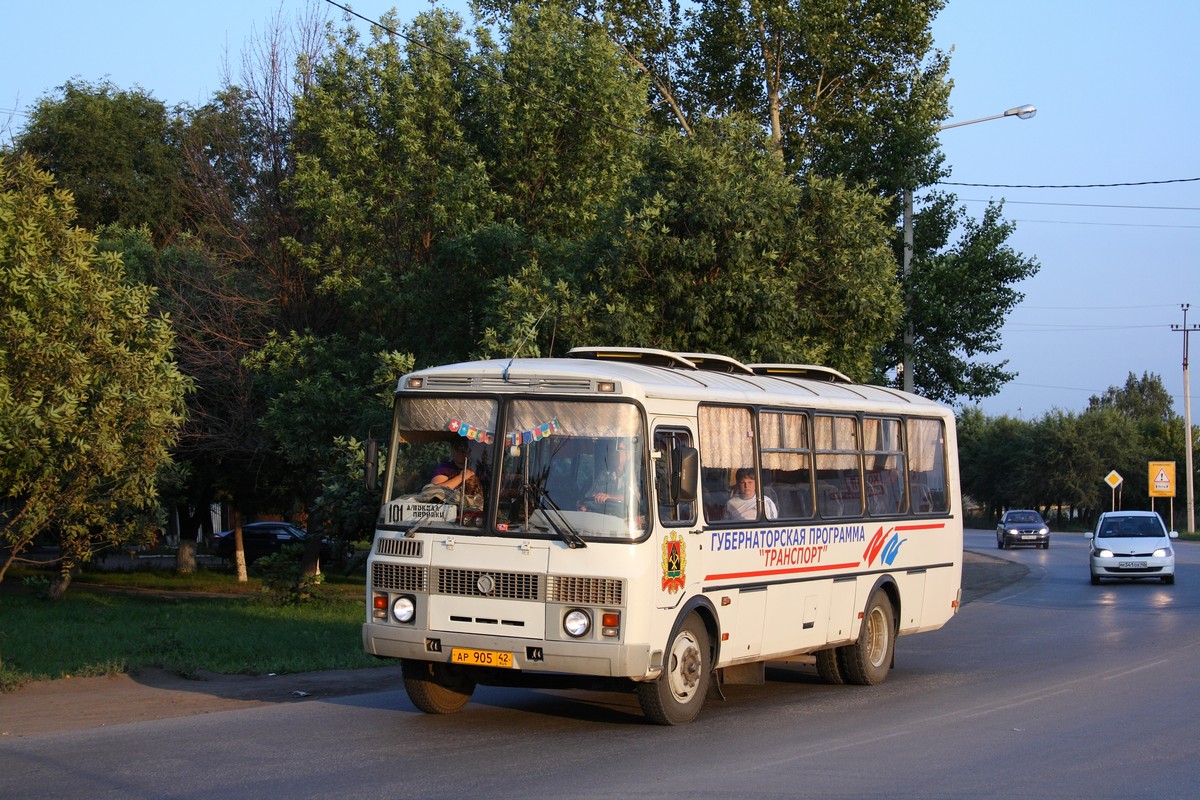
[451,648,515,668]
[1118,560,1147,569]
[1021,534,1036,539]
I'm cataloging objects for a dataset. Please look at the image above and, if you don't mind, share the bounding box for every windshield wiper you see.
[525,480,587,549]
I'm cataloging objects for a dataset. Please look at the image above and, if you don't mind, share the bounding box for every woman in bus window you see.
[432,438,483,505]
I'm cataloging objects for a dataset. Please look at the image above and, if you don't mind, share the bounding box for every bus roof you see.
[399,348,946,414]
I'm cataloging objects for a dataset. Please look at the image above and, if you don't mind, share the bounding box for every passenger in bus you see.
[726,468,778,520]
[580,439,633,514]
[432,438,483,503]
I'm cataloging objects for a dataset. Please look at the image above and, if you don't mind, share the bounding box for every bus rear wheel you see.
[637,614,711,725]
[815,647,846,685]
[401,659,476,714]
[837,589,895,686]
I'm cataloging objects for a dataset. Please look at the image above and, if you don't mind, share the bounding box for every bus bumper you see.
[362,622,655,679]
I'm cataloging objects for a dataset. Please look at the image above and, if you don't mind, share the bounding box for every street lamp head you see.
[1005,104,1037,120]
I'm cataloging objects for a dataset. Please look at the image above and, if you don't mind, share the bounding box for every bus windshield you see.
[382,395,648,541]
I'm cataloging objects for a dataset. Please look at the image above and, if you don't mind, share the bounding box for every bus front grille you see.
[547,575,624,605]
[373,562,428,592]
[437,568,542,600]
[376,537,423,558]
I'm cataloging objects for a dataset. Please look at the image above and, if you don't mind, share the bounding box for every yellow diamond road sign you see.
[1104,470,1123,489]
[1149,461,1175,498]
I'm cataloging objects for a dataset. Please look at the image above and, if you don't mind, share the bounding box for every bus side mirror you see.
[673,446,698,503]
[364,437,379,492]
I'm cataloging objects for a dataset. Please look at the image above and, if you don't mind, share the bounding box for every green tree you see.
[0,155,190,596]
[15,80,184,241]
[578,119,899,374]
[493,1,1033,402]
[681,0,949,192]
[287,7,493,361]
[959,371,1181,531]
[244,332,410,574]
[98,226,272,574]
[1088,371,1175,424]
[956,408,1034,518]
[245,331,410,505]
[472,2,646,239]
[142,6,328,572]
[1026,410,1104,523]
[890,196,1040,403]
[1076,406,1145,517]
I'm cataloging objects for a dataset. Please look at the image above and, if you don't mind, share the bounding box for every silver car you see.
[996,509,1050,550]
[1087,511,1177,585]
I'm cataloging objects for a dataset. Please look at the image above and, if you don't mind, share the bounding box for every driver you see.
[432,438,482,499]
[580,440,632,511]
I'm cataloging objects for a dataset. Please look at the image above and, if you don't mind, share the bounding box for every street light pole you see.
[1173,304,1199,533]
[900,104,1037,395]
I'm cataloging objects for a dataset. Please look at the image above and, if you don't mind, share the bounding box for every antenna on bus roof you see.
[502,306,550,382]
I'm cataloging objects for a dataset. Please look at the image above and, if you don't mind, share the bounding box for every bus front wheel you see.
[637,614,711,725]
[837,589,895,685]
[401,659,476,714]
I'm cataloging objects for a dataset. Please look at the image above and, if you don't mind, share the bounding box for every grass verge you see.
[0,567,378,691]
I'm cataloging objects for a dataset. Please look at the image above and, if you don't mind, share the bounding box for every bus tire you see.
[815,647,846,685]
[401,659,476,714]
[637,614,711,725]
[837,589,895,686]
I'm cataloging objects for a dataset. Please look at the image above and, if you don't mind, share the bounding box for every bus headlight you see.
[392,595,416,623]
[563,609,591,638]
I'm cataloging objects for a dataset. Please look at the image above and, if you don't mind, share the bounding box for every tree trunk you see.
[0,548,16,585]
[47,563,74,600]
[232,507,248,582]
[175,503,202,574]
[302,532,323,578]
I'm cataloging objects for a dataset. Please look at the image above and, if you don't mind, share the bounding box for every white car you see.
[1087,511,1177,585]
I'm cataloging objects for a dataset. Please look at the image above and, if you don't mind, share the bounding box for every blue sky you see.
[3,1,1197,422]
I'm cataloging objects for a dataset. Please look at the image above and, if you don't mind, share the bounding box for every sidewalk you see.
[92,549,227,571]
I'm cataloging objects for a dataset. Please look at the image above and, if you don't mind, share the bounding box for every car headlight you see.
[1153,548,1172,558]
[1039,527,1049,535]
[1006,528,1018,535]
[563,609,591,638]
[392,595,416,623]
[1094,549,1113,559]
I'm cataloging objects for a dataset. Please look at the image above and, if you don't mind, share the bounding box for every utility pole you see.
[1172,304,1199,534]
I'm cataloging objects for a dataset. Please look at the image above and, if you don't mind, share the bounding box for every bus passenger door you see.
[653,424,698,610]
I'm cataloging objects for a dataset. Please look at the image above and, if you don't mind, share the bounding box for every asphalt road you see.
[2,529,1198,799]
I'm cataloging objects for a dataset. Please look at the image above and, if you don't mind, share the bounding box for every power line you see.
[1018,303,1177,310]
[962,199,1200,212]
[1010,219,1200,229]
[1005,324,1166,332]
[941,177,1200,189]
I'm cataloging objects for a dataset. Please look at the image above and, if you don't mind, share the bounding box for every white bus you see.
[363,347,962,724]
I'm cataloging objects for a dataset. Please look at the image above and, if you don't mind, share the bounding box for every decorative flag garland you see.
[447,417,562,446]
[451,419,561,450]
[447,418,493,444]
[504,418,560,447]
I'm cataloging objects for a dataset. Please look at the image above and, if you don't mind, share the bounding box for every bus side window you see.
[760,411,813,521]
[768,471,812,519]
[654,427,696,525]
[699,405,754,524]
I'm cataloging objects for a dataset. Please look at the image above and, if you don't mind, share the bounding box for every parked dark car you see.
[210,522,347,564]
[995,510,1050,550]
